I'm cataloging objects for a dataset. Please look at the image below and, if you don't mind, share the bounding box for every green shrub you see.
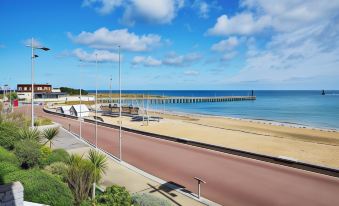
[96,185,132,206]
[3,169,74,206]
[17,127,41,142]
[39,146,52,166]
[14,140,42,169]
[44,162,68,181]
[41,148,69,166]
[0,121,19,150]
[132,193,172,206]
[66,154,95,205]
[0,162,20,184]
[34,117,53,126]
[0,146,19,165]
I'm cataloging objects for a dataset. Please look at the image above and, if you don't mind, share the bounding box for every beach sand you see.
[94,110,339,169]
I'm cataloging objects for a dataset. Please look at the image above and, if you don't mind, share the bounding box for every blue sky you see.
[0,0,339,90]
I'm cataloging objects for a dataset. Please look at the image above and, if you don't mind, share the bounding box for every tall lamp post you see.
[118,45,122,161]
[95,54,98,150]
[26,38,50,128]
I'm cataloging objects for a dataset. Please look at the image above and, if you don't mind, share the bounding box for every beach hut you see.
[56,105,72,115]
[70,104,90,117]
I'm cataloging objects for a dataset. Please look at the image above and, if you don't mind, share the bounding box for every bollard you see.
[194,177,206,199]
[68,123,71,132]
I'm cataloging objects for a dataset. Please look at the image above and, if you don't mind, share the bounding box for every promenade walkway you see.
[48,125,208,206]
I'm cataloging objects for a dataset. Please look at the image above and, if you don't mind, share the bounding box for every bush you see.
[17,127,41,142]
[34,117,53,126]
[14,140,42,169]
[96,185,132,206]
[0,146,19,165]
[3,169,74,206]
[41,148,69,166]
[66,154,95,205]
[0,162,20,184]
[0,121,19,150]
[132,193,172,206]
[44,162,68,181]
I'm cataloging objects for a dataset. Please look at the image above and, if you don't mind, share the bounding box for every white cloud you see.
[211,37,239,52]
[163,52,202,66]
[122,0,184,24]
[227,21,339,87]
[23,38,43,48]
[193,0,209,18]
[207,13,271,36]
[208,1,339,36]
[83,0,184,24]
[184,70,199,76]
[68,27,161,52]
[241,0,339,32]
[82,0,122,15]
[192,0,219,19]
[73,48,120,62]
[132,56,162,67]
[220,51,237,61]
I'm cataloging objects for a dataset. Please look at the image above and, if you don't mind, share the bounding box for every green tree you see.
[14,139,42,169]
[42,127,59,148]
[66,154,95,205]
[88,149,107,200]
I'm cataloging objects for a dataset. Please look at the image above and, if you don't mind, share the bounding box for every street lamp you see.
[118,45,122,161]
[26,38,50,128]
[95,54,98,150]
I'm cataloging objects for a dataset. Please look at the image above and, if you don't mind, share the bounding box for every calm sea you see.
[89,90,339,130]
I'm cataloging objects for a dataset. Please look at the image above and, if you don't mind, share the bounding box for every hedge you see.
[14,140,42,169]
[0,162,20,184]
[96,185,132,206]
[3,169,74,206]
[132,193,172,206]
[41,148,70,166]
[0,146,19,165]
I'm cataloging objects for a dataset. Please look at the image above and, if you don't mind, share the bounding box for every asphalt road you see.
[17,106,339,206]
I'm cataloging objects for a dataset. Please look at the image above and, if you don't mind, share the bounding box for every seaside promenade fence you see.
[43,107,339,178]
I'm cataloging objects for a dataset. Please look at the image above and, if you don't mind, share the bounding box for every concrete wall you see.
[0,181,24,206]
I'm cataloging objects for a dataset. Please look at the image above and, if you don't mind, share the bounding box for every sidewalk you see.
[50,126,209,206]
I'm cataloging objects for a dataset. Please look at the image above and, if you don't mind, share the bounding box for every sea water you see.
[91,90,339,130]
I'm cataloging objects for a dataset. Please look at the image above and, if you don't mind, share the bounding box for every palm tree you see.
[17,127,40,142]
[42,127,59,148]
[66,154,95,205]
[88,149,107,200]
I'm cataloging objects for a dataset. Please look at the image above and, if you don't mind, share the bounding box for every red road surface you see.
[18,106,339,205]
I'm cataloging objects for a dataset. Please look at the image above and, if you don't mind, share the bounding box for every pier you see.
[98,96,256,104]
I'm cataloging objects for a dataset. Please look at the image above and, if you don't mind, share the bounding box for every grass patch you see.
[34,117,53,126]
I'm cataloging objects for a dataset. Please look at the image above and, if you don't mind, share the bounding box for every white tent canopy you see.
[70,104,90,117]
[56,105,72,115]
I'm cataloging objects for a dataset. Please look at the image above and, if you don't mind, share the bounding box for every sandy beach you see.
[91,109,339,169]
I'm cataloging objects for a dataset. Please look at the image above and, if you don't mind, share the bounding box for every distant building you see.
[52,88,61,93]
[17,84,52,93]
[17,84,67,100]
